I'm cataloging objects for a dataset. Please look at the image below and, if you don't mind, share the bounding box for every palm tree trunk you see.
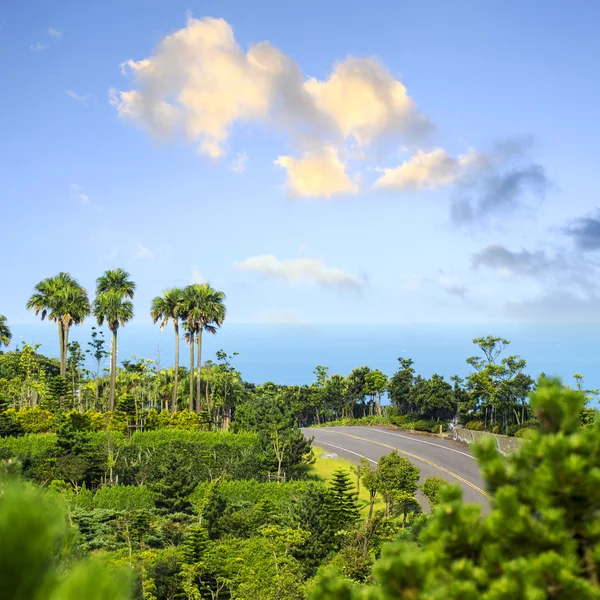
[189,336,194,411]
[58,322,65,377]
[172,322,179,414]
[195,329,203,413]
[109,328,118,412]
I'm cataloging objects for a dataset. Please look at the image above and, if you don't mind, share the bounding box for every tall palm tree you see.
[182,283,226,413]
[26,272,90,377]
[93,269,135,412]
[182,320,195,411]
[0,315,11,348]
[150,288,184,413]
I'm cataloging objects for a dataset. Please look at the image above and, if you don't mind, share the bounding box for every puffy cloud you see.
[110,16,430,162]
[451,136,550,225]
[563,211,600,251]
[374,148,485,190]
[48,28,62,39]
[234,254,362,290]
[304,58,432,145]
[30,42,47,52]
[275,146,357,198]
[472,244,556,277]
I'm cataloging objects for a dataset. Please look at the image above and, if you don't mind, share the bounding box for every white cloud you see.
[65,90,93,106]
[229,151,248,174]
[110,16,430,163]
[275,146,358,198]
[374,148,486,190]
[48,28,62,39]
[30,42,47,52]
[304,58,432,145]
[136,241,155,260]
[190,266,204,284]
[234,254,362,290]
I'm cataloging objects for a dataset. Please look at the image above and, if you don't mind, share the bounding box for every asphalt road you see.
[302,426,489,509]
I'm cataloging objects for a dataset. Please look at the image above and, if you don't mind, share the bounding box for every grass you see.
[308,445,385,518]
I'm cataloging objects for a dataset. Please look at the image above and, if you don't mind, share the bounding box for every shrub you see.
[466,421,485,431]
[491,425,500,434]
[412,420,432,432]
[429,422,448,434]
[514,427,537,439]
[93,485,156,510]
[16,407,55,433]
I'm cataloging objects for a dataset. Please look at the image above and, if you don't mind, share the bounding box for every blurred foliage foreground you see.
[3,377,600,599]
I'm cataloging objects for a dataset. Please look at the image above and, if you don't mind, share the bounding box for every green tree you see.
[420,474,448,509]
[312,377,600,599]
[93,269,136,412]
[376,451,420,517]
[150,287,184,414]
[328,469,360,532]
[0,315,11,348]
[182,284,226,413]
[365,369,388,416]
[86,327,109,410]
[0,477,132,600]
[26,272,90,382]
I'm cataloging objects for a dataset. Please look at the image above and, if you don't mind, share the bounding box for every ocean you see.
[7,323,600,393]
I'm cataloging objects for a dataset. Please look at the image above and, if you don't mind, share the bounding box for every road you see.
[302,426,489,509]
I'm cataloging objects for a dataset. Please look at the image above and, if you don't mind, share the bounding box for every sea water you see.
[7,323,600,393]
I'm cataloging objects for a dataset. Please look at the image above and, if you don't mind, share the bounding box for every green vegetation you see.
[3,275,600,597]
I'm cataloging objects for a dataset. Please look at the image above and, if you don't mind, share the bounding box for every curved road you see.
[303,426,489,509]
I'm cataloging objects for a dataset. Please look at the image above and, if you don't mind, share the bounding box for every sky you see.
[2,0,600,328]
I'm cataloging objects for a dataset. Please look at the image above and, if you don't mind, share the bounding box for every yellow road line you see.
[326,430,491,500]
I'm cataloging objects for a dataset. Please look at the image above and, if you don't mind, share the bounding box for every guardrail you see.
[450,426,524,455]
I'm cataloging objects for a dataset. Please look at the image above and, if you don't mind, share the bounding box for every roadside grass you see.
[308,445,385,518]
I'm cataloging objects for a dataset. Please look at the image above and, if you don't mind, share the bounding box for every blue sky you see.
[2,0,600,327]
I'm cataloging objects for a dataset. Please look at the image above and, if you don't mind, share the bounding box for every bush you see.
[514,427,537,439]
[412,420,432,432]
[491,425,500,434]
[429,422,448,434]
[93,485,156,510]
[466,421,485,431]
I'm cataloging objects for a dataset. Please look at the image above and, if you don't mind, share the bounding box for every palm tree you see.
[93,269,135,412]
[26,272,90,378]
[182,319,195,411]
[0,315,11,348]
[182,283,226,413]
[150,288,184,413]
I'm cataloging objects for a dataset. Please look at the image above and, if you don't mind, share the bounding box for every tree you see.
[365,369,387,416]
[388,358,415,414]
[376,451,420,517]
[328,469,360,532]
[182,284,226,413]
[93,269,135,412]
[312,378,600,599]
[86,327,109,410]
[0,477,132,600]
[0,315,11,348]
[26,272,90,381]
[466,336,535,430]
[151,287,184,413]
[420,474,448,509]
